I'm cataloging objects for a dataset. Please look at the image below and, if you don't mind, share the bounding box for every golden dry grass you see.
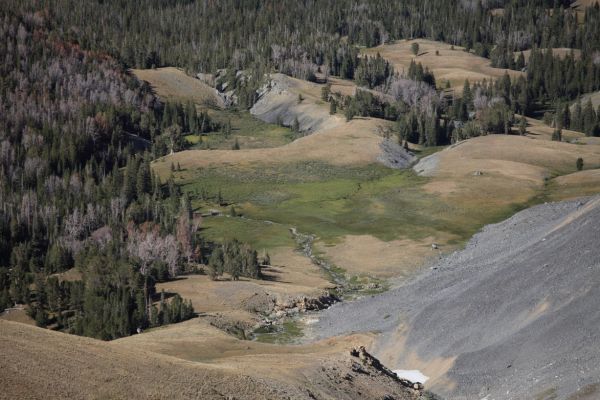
[524,116,585,142]
[0,320,283,399]
[157,249,333,315]
[416,135,600,209]
[363,39,523,91]
[132,67,224,108]
[548,169,600,201]
[0,306,35,326]
[0,319,417,400]
[153,116,389,179]
[317,234,453,279]
[114,317,369,365]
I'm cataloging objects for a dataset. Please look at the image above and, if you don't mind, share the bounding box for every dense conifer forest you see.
[2,0,600,340]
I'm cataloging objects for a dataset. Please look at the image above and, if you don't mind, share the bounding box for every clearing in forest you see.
[131,67,224,108]
[362,39,523,91]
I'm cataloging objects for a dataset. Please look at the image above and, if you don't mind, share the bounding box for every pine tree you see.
[462,80,473,111]
[516,52,525,70]
[345,104,355,121]
[552,128,562,142]
[583,99,597,136]
[136,161,151,198]
[411,42,420,56]
[572,100,583,131]
[329,100,337,115]
[519,116,527,136]
[321,84,331,101]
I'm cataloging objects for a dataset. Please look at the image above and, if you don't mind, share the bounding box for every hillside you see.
[363,39,523,91]
[132,67,224,108]
[0,319,424,400]
[3,2,600,399]
[313,195,600,399]
[573,90,600,110]
[413,134,600,207]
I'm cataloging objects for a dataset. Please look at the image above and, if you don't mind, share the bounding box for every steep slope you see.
[132,67,224,108]
[0,320,422,400]
[314,195,600,399]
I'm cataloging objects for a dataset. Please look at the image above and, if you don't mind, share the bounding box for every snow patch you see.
[393,369,429,383]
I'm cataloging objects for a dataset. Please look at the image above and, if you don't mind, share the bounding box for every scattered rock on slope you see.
[315,195,600,399]
[250,73,341,134]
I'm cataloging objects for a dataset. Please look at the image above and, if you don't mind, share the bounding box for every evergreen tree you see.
[552,128,562,142]
[519,116,527,136]
[411,42,420,56]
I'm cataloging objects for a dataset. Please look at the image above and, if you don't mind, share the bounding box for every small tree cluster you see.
[208,240,261,281]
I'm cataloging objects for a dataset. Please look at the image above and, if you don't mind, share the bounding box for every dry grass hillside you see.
[0,320,421,400]
[414,134,600,209]
[363,39,523,91]
[154,247,335,332]
[153,116,387,177]
[524,116,586,142]
[132,67,224,108]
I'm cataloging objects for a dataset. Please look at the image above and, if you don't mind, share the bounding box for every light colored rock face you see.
[412,152,439,176]
[250,73,341,134]
[314,195,600,400]
[378,138,417,170]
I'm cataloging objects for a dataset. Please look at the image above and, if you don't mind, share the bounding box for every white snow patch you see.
[393,369,429,383]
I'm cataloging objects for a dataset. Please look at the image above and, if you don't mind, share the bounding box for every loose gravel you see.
[311,196,600,399]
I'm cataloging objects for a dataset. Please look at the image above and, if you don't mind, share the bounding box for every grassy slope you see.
[363,39,523,91]
[152,62,600,281]
[196,109,294,150]
[131,67,223,108]
[185,163,486,244]
[132,67,294,150]
[1,319,418,400]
